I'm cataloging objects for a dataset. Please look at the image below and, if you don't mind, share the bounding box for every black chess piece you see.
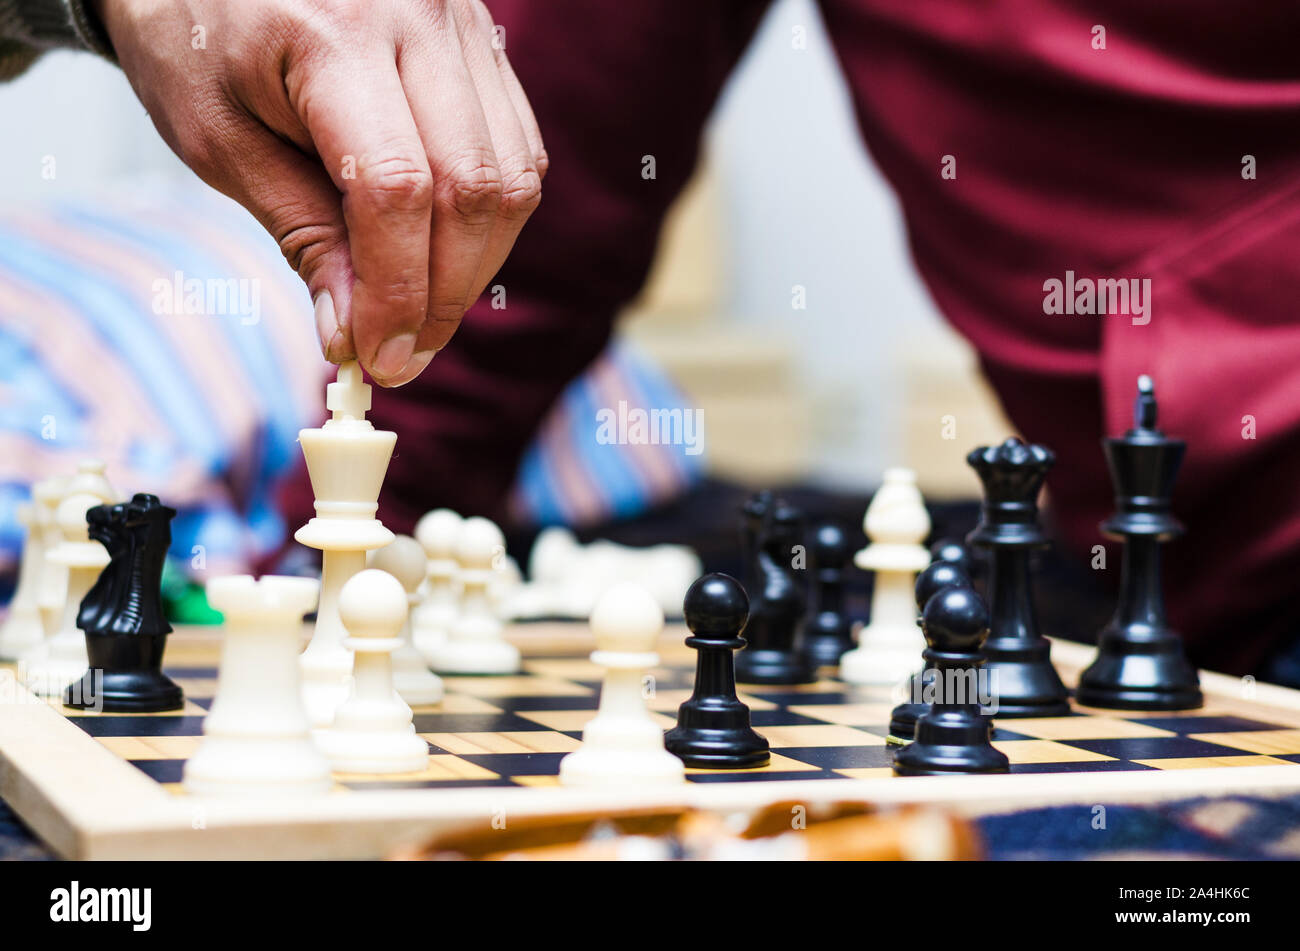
[929,538,973,578]
[888,559,974,743]
[65,494,184,712]
[966,438,1071,718]
[801,521,854,667]
[665,573,771,769]
[1076,377,1202,710]
[893,585,1009,776]
[739,490,774,594]
[735,501,815,685]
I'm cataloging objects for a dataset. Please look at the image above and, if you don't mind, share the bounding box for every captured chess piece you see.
[429,517,521,674]
[65,494,184,712]
[800,521,855,668]
[369,535,445,706]
[183,576,331,797]
[888,558,974,744]
[1077,376,1202,710]
[411,508,463,662]
[317,569,430,773]
[841,468,931,685]
[665,573,770,769]
[559,582,685,786]
[296,361,397,727]
[893,585,1009,776]
[966,438,1070,718]
[735,500,814,685]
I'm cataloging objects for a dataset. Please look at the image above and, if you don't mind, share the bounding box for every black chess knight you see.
[1076,376,1202,710]
[65,494,184,712]
[966,437,1071,717]
[735,497,814,685]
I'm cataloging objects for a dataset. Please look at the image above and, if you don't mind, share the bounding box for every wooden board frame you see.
[4,628,1300,859]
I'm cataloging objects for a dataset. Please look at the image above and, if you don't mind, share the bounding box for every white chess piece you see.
[31,476,71,640]
[316,569,429,773]
[369,535,444,705]
[429,517,520,674]
[0,501,49,660]
[840,468,932,686]
[183,576,331,797]
[296,362,397,727]
[559,582,684,786]
[22,493,111,696]
[410,508,462,661]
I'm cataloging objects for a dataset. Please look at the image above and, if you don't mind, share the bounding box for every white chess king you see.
[183,576,331,798]
[559,582,685,787]
[839,467,932,686]
[296,361,397,727]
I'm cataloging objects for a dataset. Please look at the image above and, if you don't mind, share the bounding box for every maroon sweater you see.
[286,0,1300,675]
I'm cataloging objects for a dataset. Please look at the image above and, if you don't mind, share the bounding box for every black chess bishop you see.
[801,521,855,667]
[735,497,815,685]
[65,494,184,712]
[1076,376,1202,710]
[966,437,1071,718]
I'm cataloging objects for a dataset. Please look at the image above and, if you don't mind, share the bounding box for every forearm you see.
[0,0,113,78]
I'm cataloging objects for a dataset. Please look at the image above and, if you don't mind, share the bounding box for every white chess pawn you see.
[559,582,684,786]
[429,517,521,674]
[410,508,462,661]
[840,467,932,686]
[183,576,331,797]
[23,492,111,696]
[368,535,444,706]
[0,501,48,660]
[316,569,429,773]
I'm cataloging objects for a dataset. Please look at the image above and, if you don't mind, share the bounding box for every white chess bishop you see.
[428,516,520,675]
[559,582,684,786]
[183,576,332,797]
[22,492,112,696]
[316,569,430,774]
[296,361,396,727]
[839,467,932,686]
[410,508,462,662]
[368,535,444,706]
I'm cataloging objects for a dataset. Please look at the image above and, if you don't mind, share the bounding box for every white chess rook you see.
[316,569,430,774]
[840,468,932,686]
[429,517,520,675]
[183,576,331,797]
[411,508,463,662]
[296,361,397,727]
[559,582,685,786]
[369,535,444,706]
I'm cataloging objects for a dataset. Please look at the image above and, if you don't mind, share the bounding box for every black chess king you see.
[1076,376,1202,710]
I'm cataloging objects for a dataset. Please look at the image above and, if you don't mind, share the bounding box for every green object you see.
[160,557,224,625]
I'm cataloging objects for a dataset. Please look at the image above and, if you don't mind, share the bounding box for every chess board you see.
[6,623,1300,858]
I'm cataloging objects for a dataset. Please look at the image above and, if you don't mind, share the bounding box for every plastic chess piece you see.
[296,361,397,727]
[841,468,932,686]
[22,493,111,697]
[735,501,815,685]
[665,573,770,769]
[966,438,1071,717]
[317,569,430,773]
[559,582,685,786]
[411,508,463,660]
[929,538,973,578]
[0,501,48,660]
[369,535,445,706]
[1076,376,1202,710]
[31,475,71,639]
[183,575,332,797]
[429,517,521,674]
[888,558,974,744]
[800,522,855,668]
[893,585,1009,776]
[65,494,184,712]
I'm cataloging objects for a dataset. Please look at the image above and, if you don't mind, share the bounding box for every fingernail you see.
[372,332,417,379]
[314,290,339,358]
[388,349,437,386]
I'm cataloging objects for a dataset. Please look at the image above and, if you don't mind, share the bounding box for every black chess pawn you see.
[1076,376,1202,710]
[888,559,974,743]
[929,538,973,578]
[801,521,855,667]
[735,501,815,685]
[65,494,184,712]
[894,585,1009,776]
[665,573,771,769]
[966,438,1071,718]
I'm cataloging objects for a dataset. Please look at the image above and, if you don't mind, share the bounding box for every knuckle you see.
[276,220,344,277]
[438,151,504,223]
[498,167,542,221]
[356,154,435,212]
